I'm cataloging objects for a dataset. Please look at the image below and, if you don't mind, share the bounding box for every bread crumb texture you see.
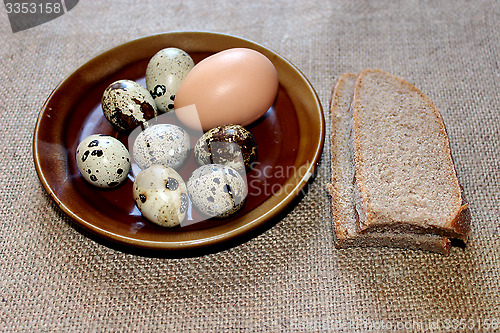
[352,69,468,239]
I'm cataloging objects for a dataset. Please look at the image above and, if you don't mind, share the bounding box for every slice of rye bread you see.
[352,69,470,241]
[328,73,451,255]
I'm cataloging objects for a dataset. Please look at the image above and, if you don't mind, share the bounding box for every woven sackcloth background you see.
[1,0,499,331]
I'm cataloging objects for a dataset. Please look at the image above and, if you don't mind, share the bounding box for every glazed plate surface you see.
[33,31,324,250]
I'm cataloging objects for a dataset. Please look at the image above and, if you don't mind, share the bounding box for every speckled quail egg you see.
[194,124,257,174]
[101,79,158,133]
[146,48,194,113]
[133,164,189,227]
[132,124,190,170]
[76,134,131,188]
[187,164,247,218]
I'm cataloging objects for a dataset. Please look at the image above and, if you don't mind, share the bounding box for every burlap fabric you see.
[1,1,499,331]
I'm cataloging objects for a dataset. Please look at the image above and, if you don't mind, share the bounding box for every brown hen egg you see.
[174,48,278,131]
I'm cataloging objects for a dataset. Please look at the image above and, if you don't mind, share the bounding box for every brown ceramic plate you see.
[33,31,324,250]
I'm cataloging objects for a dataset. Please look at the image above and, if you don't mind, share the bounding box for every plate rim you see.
[33,31,325,250]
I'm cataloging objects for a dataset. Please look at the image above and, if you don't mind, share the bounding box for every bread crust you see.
[351,69,471,242]
[329,72,452,255]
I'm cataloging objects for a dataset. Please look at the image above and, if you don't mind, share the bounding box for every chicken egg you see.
[174,48,279,131]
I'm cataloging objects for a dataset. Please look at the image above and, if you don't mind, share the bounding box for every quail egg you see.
[133,164,189,227]
[132,124,190,170]
[146,47,194,113]
[102,79,158,133]
[76,134,131,188]
[187,164,247,218]
[194,124,257,174]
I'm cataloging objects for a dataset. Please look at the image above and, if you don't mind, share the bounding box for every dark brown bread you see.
[328,73,451,255]
[351,69,470,242]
